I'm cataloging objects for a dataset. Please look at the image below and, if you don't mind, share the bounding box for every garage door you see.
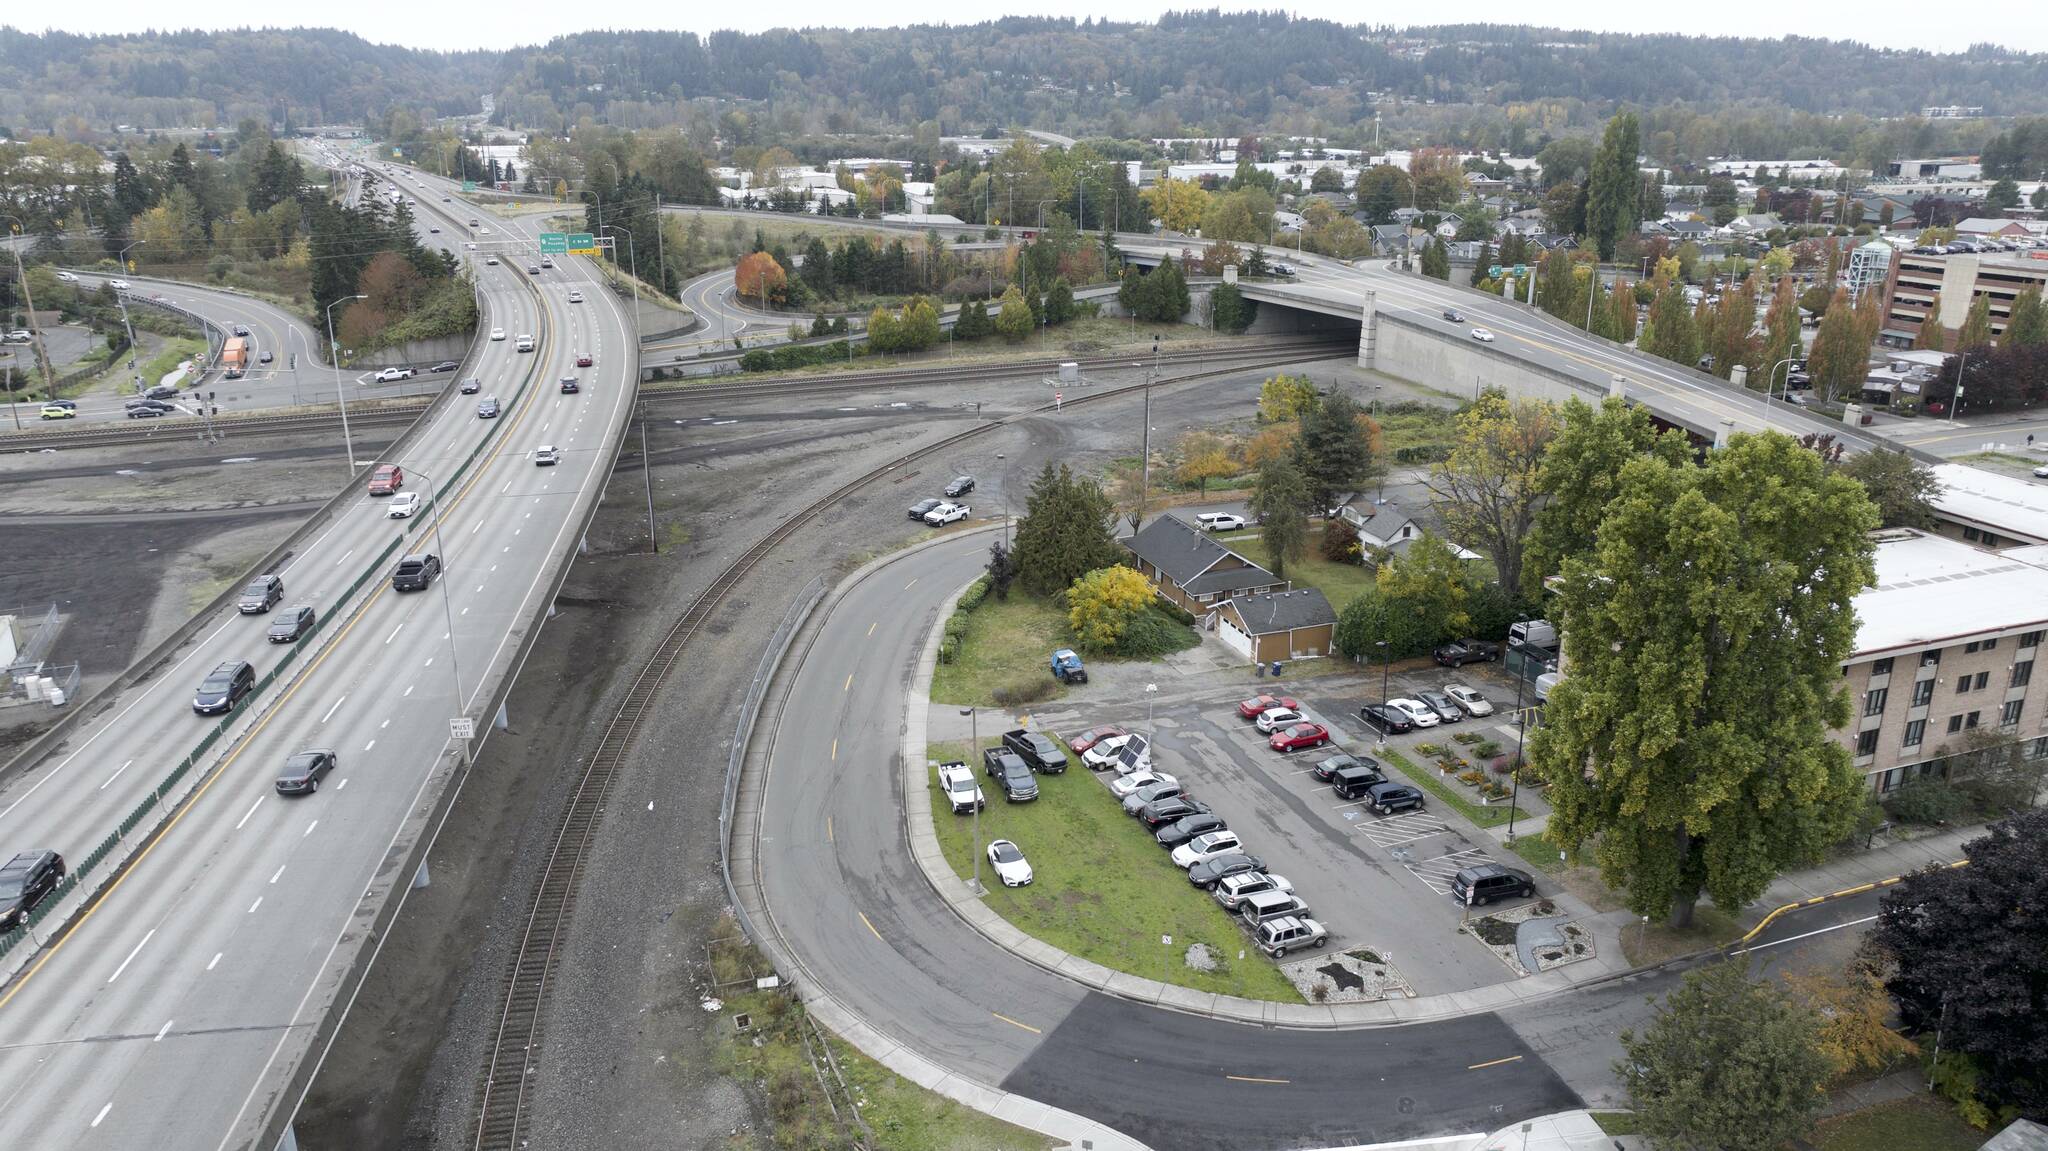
[1216,614,1253,659]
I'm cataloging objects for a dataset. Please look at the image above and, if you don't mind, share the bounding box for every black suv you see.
[981,748,1039,802]
[391,553,443,592]
[268,604,317,643]
[1451,864,1536,906]
[1359,703,1414,735]
[0,850,66,932]
[1001,729,1066,773]
[193,659,256,715]
[1331,763,1391,800]
[275,749,339,795]
[1311,752,1373,783]
[1365,781,1425,815]
[238,573,284,614]
[908,498,943,521]
[943,476,976,498]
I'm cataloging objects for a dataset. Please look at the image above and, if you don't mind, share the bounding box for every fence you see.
[0,663,78,709]
[0,603,60,666]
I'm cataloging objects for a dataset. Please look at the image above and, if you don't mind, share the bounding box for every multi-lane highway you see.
[0,165,637,1149]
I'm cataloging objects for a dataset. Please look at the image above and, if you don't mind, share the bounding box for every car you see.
[367,464,403,495]
[1331,763,1391,800]
[485,257,500,266]
[1171,830,1244,867]
[125,404,167,418]
[1065,724,1127,755]
[1254,706,1304,734]
[1239,889,1314,927]
[275,749,338,795]
[107,278,131,290]
[1433,639,1502,667]
[1237,694,1300,720]
[429,360,459,373]
[575,353,593,367]
[1084,732,1146,772]
[476,396,500,418]
[515,335,534,352]
[490,327,506,341]
[987,839,1034,887]
[2034,464,2048,479]
[567,289,584,303]
[192,659,256,715]
[908,498,943,521]
[0,850,66,932]
[534,445,560,466]
[981,749,1039,802]
[387,491,422,518]
[1051,648,1087,684]
[1359,703,1414,735]
[466,242,478,250]
[1254,915,1328,957]
[460,377,482,394]
[1470,327,1495,343]
[943,475,976,498]
[1268,722,1331,752]
[238,573,285,614]
[232,325,251,338]
[1187,852,1267,889]
[38,404,74,420]
[1387,698,1440,728]
[937,762,985,813]
[42,399,76,411]
[1364,781,1426,814]
[441,195,451,202]
[1415,690,1463,724]
[1212,871,1293,911]
[479,227,492,235]
[923,502,970,525]
[1442,309,1464,322]
[259,350,274,364]
[1002,729,1066,773]
[528,264,542,275]
[391,553,443,592]
[4,329,33,344]
[1138,797,1211,829]
[373,367,416,383]
[55,270,78,282]
[1451,864,1536,906]
[1311,752,1373,783]
[1270,262,1296,276]
[145,382,181,400]
[1106,737,1152,776]
[429,226,441,233]
[1108,769,1176,800]
[1445,684,1495,717]
[1194,512,1246,532]
[1156,814,1229,850]
[1122,778,1188,814]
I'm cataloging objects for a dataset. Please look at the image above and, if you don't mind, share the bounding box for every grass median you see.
[1378,746,1529,829]
[926,739,1300,1002]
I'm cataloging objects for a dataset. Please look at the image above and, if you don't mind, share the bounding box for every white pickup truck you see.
[924,502,970,525]
[372,367,416,382]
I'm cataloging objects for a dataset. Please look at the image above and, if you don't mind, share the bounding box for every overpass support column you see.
[1609,375,1627,400]
[1357,290,1377,370]
[1715,419,1735,450]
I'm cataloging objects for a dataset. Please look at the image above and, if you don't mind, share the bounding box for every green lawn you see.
[1589,1112,1640,1137]
[1283,534,1377,610]
[825,1033,1059,1151]
[1372,401,1462,459]
[1811,1095,1984,1151]
[928,593,1074,708]
[1379,747,1529,829]
[926,739,1301,1001]
[1506,830,1570,874]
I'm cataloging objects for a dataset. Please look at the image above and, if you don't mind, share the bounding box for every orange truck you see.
[221,337,249,377]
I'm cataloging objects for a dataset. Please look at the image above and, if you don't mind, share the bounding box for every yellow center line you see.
[857,910,883,940]
[1468,1055,1524,1071]
[844,673,854,692]
[1225,1074,1290,1085]
[991,1012,1042,1034]
[826,815,833,843]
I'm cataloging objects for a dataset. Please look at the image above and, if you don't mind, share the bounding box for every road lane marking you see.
[844,674,854,692]
[380,718,390,728]
[424,657,433,667]
[334,548,353,567]
[475,584,485,593]
[1225,1074,1289,1084]
[106,928,157,983]
[462,607,470,616]
[831,739,838,760]
[99,759,135,791]
[269,865,286,884]
[337,779,348,791]
[385,623,404,645]
[471,520,483,535]
[154,1019,173,1042]
[858,910,882,940]
[405,685,415,697]
[234,796,264,830]
[303,820,318,838]
[321,695,346,724]
[248,897,262,914]
[904,577,918,590]
[1468,1055,1523,1071]
[1745,914,1878,952]
[92,1103,111,1128]
[867,621,877,637]
[206,953,222,971]
[991,1012,1041,1034]
[365,740,376,752]
[826,816,833,843]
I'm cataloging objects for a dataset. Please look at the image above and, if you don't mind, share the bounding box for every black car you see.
[1186,852,1266,889]
[1001,729,1066,773]
[1156,812,1227,848]
[193,659,256,715]
[459,377,483,394]
[908,498,943,521]
[1311,752,1374,783]
[126,404,168,419]
[1359,703,1414,735]
[126,397,175,412]
[145,383,181,400]
[981,749,1039,802]
[1365,781,1426,815]
[0,850,66,932]
[232,324,250,338]
[430,360,460,373]
[1331,763,1391,800]
[268,604,317,643]
[275,748,338,795]
[390,553,443,592]
[1138,797,1211,829]
[1432,639,1502,667]
[1442,309,1464,322]
[943,476,976,498]
[560,376,581,394]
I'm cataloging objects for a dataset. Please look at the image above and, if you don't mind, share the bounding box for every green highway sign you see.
[1513,264,1528,277]
[1488,265,1503,277]
[566,233,598,255]
[462,179,477,192]
[539,232,568,254]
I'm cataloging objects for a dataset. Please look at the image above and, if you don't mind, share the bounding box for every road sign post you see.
[1054,389,1063,410]
[450,717,475,742]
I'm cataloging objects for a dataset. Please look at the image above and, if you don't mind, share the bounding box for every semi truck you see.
[221,337,249,377]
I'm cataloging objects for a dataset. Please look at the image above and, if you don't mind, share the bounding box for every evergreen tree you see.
[1914,292,1947,350]
[1642,280,1699,366]
[1585,112,1641,260]
[1421,236,1450,280]
[1608,279,1639,343]
[1295,392,1378,511]
[1759,277,1802,383]
[1808,288,1868,402]
[1250,455,1313,581]
[2004,286,2047,348]
[994,285,1032,341]
[1539,249,1576,319]
[1011,463,1124,596]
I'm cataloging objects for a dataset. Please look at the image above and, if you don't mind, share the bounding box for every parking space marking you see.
[1468,1055,1524,1071]
[1404,847,1491,894]
[1355,811,1453,848]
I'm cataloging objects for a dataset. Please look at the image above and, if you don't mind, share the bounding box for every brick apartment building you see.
[1880,248,2048,349]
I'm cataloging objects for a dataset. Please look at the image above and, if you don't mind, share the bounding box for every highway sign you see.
[566,233,599,255]
[1513,264,1528,277]
[539,232,568,254]
[1489,265,1503,277]
[461,180,477,193]
[450,717,476,741]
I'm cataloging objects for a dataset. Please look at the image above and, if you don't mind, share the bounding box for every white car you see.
[1195,512,1246,532]
[2033,464,2048,479]
[373,366,416,382]
[465,242,478,250]
[567,290,584,303]
[485,257,500,266]
[987,839,1033,887]
[1171,830,1243,869]
[478,227,491,234]
[55,270,78,283]
[386,492,422,518]
[937,763,985,813]
[490,327,506,341]
[1470,327,1495,342]
[1084,732,1147,772]
[1213,871,1293,911]
[923,502,970,525]
[1108,769,1176,800]
[534,445,560,466]
[108,278,131,290]
[1445,684,1495,718]
[1388,697,1441,728]
[1254,707,1304,734]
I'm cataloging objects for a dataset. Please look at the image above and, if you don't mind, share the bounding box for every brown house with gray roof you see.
[1122,515,1288,616]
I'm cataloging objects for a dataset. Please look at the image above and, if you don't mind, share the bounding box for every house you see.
[1121,515,1288,615]
[1665,220,1714,241]
[1977,1118,2048,1151]
[1662,201,1702,220]
[1433,212,1464,238]
[1528,233,1580,251]
[1216,588,1337,663]
[1370,223,1420,253]
[1497,216,1545,237]
[1723,212,1782,235]
[1332,501,1483,567]
[1956,217,2033,239]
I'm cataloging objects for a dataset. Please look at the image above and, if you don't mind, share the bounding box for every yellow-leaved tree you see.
[1068,566,1156,654]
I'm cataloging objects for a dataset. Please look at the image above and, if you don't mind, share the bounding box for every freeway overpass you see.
[0,165,637,1150]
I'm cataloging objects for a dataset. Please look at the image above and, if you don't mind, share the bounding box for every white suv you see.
[1213,871,1293,911]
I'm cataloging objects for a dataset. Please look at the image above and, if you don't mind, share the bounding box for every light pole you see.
[1,216,55,402]
[1764,355,1800,405]
[605,224,639,318]
[1948,350,1968,423]
[960,706,984,895]
[401,465,470,747]
[1505,615,1531,842]
[1145,683,1159,747]
[324,294,368,472]
[114,242,147,389]
[1374,640,1391,750]
[1136,336,1158,530]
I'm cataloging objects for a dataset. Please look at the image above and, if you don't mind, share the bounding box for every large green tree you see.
[1585,112,1642,260]
[1250,455,1313,581]
[1422,389,1556,593]
[2004,286,2047,348]
[1640,280,1700,366]
[1420,235,1450,280]
[1839,447,1940,529]
[1529,433,1879,926]
[1294,391,1378,511]
[1956,294,1994,350]
[1011,463,1123,595]
[1520,396,1691,596]
[1808,287,1869,401]
[1373,533,1473,648]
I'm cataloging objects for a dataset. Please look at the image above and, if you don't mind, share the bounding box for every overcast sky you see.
[19,2,2046,55]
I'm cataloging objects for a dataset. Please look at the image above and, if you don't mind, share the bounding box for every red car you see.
[1268,722,1331,752]
[575,353,593,367]
[1237,694,1301,720]
[1066,724,1127,754]
[367,464,403,495]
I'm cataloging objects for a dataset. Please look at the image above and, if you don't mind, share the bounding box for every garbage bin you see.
[1270,660,1283,678]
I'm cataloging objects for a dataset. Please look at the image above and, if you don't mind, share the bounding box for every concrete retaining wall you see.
[1372,311,1612,411]
[353,333,475,369]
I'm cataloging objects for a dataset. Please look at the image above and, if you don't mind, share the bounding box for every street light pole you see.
[1505,615,1531,842]
[1948,350,1968,423]
[403,465,470,749]
[324,294,368,472]
[114,241,146,390]
[960,706,984,895]
[1137,336,1157,530]
[1764,355,1800,406]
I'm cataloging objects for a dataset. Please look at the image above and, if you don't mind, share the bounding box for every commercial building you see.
[1928,464,2048,550]
[1879,249,2048,347]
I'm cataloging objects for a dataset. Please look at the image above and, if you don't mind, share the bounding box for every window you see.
[2001,700,2024,727]
[1903,719,1926,748]
[1870,657,1894,676]
[1967,710,1981,730]
[1977,671,1991,691]
[1856,729,1880,757]
[2022,631,2043,648]
[1965,638,1999,654]
[1921,649,1942,668]
[1958,672,1990,694]
[1912,679,1935,707]
[1948,714,1965,734]
[2015,662,2034,689]
[1864,688,1888,716]
[1963,526,1981,542]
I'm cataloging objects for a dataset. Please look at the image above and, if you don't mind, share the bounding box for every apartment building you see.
[1928,464,2048,550]
[1881,249,2048,348]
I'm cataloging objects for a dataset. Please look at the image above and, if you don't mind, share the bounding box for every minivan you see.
[238,573,284,614]
[193,660,256,715]
[1239,889,1313,927]
[1451,864,1536,906]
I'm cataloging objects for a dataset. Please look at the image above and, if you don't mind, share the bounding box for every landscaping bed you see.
[1458,898,1595,977]
[1378,747,1529,829]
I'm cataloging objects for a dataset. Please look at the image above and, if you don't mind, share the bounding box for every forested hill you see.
[4,16,2045,139]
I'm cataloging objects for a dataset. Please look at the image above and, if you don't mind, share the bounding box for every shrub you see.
[1458,770,1486,786]
[991,678,1057,707]
[956,575,991,613]
[1451,732,1482,745]
[1475,740,1503,759]
[1115,607,1195,658]
[1489,756,1516,775]
[1414,743,1442,757]
[1885,777,1966,825]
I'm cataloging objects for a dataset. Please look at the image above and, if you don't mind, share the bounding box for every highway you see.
[0,165,638,1149]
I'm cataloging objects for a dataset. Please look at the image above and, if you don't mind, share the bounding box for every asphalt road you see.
[0,176,638,1149]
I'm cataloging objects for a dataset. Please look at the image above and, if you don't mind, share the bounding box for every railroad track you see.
[0,401,429,453]
[466,340,1348,1150]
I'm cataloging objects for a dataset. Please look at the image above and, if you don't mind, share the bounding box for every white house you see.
[1332,501,1482,568]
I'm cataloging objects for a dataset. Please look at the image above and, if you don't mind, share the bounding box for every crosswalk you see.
[1353,810,1452,848]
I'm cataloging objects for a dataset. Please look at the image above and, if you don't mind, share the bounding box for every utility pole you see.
[640,402,658,553]
[3,217,56,400]
[1137,336,1157,531]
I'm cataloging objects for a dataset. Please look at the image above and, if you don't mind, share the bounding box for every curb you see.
[1734,859,1967,947]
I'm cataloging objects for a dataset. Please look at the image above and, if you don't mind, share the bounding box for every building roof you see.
[1979,1118,2048,1151]
[1931,463,2048,545]
[1185,565,1286,597]
[1226,588,1336,634]
[1852,530,2048,658]
[1125,514,1276,589]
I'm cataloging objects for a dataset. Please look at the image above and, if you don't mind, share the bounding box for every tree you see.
[986,539,1018,601]
[1011,463,1123,596]
[1143,177,1209,233]
[1529,434,1879,927]
[1641,280,1699,367]
[1759,278,1802,384]
[1258,374,1319,424]
[1874,809,2048,1119]
[1295,392,1378,510]
[993,284,1032,342]
[1335,587,1436,661]
[1309,166,1345,194]
[1536,137,1595,190]
[1956,294,1993,350]
[1420,236,1450,280]
[1807,288,1868,401]
[1067,565,1158,654]
[1522,397,1689,594]
[1250,456,1312,581]
[1422,390,1556,593]
[1373,534,1472,648]
[1839,447,1940,529]
[1782,966,1919,1083]
[1209,282,1256,334]
[1607,279,1639,344]
[1042,279,1075,326]
[1173,430,1239,495]
[1985,178,2022,214]
[1620,961,1832,1151]
[1354,164,1408,225]
[1585,112,1641,261]
[734,251,785,306]
[1914,292,1947,350]
[954,300,993,341]
[2004,286,2047,348]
